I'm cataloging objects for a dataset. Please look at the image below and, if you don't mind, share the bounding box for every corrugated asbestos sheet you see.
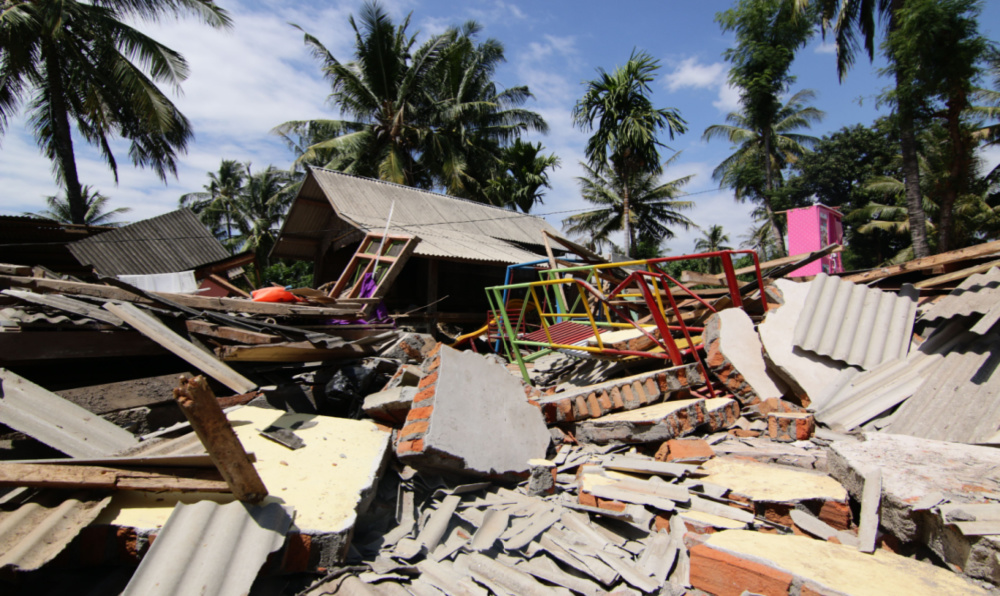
[273,168,561,265]
[122,500,294,596]
[921,267,1000,334]
[792,273,918,370]
[886,331,1000,444]
[0,490,112,571]
[813,321,973,430]
[0,369,139,457]
[68,209,230,276]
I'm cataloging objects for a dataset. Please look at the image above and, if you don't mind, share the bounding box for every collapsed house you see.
[2,182,1000,595]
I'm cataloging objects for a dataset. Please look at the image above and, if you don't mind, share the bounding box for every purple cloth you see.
[326,271,392,326]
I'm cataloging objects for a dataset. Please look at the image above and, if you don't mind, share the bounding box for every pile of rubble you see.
[2,247,1000,596]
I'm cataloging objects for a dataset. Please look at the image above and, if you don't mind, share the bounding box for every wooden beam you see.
[912,258,1000,289]
[0,331,165,365]
[173,375,267,503]
[1,275,357,317]
[0,463,229,492]
[843,239,1000,285]
[105,302,257,394]
[0,264,31,276]
[207,274,251,298]
[185,320,282,345]
[216,340,369,362]
[679,271,725,286]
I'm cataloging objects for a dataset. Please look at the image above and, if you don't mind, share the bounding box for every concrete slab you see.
[700,456,845,504]
[573,399,707,444]
[692,530,989,596]
[758,279,851,408]
[363,386,416,425]
[97,406,392,567]
[396,345,550,479]
[704,309,787,404]
[829,433,1000,584]
[703,397,740,432]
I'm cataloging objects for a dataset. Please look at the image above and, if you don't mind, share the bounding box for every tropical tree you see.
[275,2,550,201]
[572,49,687,257]
[180,159,247,246]
[0,0,231,225]
[229,165,297,270]
[26,186,130,226]
[562,155,695,254]
[703,89,824,250]
[713,0,817,254]
[482,140,560,212]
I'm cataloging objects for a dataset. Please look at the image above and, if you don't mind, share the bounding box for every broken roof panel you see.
[0,491,112,571]
[921,267,1000,328]
[121,500,293,596]
[68,209,230,277]
[273,168,562,265]
[0,369,139,457]
[792,273,918,370]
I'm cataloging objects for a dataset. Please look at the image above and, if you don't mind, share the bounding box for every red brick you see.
[417,371,439,389]
[654,441,671,462]
[574,395,589,419]
[556,398,574,422]
[653,514,671,533]
[610,387,625,409]
[690,544,794,596]
[397,438,425,455]
[662,438,714,462]
[597,391,613,411]
[621,383,638,408]
[817,500,852,531]
[426,343,442,359]
[412,386,436,404]
[425,355,442,372]
[633,381,647,404]
[643,377,661,400]
[760,503,793,527]
[400,420,429,439]
[586,393,602,418]
[578,491,598,508]
[406,406,434,421]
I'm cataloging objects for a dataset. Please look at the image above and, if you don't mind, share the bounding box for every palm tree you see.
[26,186,130,226]
[229,165,297,271]
[703,89,824,253]
[562,154,695,254]
[483,140,560,212]
[695,225,733,273]
[0,0,231,225]
[573,49,687,257]
[180,159,247,247]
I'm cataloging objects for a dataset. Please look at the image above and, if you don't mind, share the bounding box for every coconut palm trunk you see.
[42,42,86,224]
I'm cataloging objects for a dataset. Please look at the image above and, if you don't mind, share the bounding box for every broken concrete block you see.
[380,333,438,363]
[703,397,740,432]
[395,345,550,479]
[537,363,703,424]
[362,386,416,426]
[691,530,990,596]
[384,363,425,389]
[767,412,815,442]
[655,438,715,463]
[829,433,1000,584]
[98,406,392,568]
[758,279,851,408]
[704,309,788,404]
[527,459,557,496]
[573,398,707,445]
[699,457,848,529]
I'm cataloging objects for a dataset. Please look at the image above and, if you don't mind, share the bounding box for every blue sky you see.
[3,0,999,255]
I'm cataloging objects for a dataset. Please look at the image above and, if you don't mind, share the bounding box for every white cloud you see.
[665,57,727,92]
[662,189,756,256]
[713,83,741,113]
[814,40,838,55]
[979,145,1000,177]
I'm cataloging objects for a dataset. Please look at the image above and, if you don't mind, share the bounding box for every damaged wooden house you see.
[271,167,568,331]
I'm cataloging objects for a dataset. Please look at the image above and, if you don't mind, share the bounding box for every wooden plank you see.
[105,302,257,394]
[912,259,1000,289]
[173,375,267,503]
[207,273,251,298]
[0,264,32,276]
[0,331,165,364]
[680,271,725,286]
[843,239,1000,285]
[330,233,417,301]
[216,340,369,362]
[0,462,228,492]
[185,320,282,345]
[1,275,357,317]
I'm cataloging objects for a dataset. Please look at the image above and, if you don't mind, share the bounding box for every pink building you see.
[785,204,843,276]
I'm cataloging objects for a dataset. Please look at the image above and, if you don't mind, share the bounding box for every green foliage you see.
[572,49,687,255]
[562,154,695,256]
[0,0,231,224]
[483,140,561,212]
[262,260,314,289]
[25,186,130,227]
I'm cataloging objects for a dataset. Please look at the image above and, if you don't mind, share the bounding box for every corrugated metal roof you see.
[0,369,139,457]
[273,168,560,265]
[886,331,1000,444]
[792,273,918,370]
[121,500,294,596]
[0,490,112,571]
[921,267,1000,328]
[68,209,230,276]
